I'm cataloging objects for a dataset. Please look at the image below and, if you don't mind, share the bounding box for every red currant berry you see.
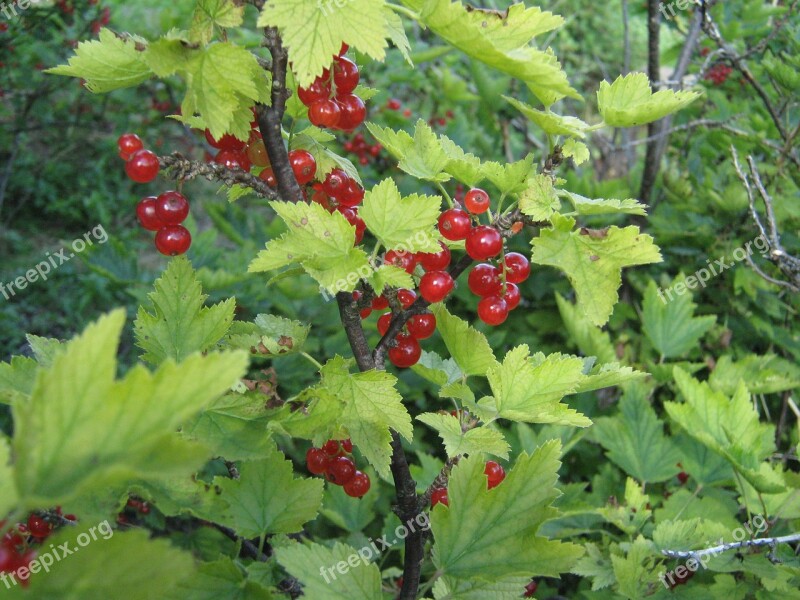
[336,94,366,130]
[0,546,17,573]
[360,306,372,319]
[388,333,421,368]
[523,580,538,597]
[431,487,449,508]
[155,225,192,256]
[246,136,270,168]
[465,225,503,260]
[437,208,472,241]
[214,149,251,172]
[306,448,330,475]
[464,188,490,214]
[468,263,502,296]
[2,527,24,550]
[308,98,341,129]
[371,295,389,310]
[417,242,451,271]
[377,312,392,336]
[297,75,332,106]
[385,249,416,274]
[155,191,189,225]
[341,439,353,453]
[288,149,317,185]
[323,440,341,456]
[503,252,530,283]
[344,471,370,498]
[333,56,359,95]
[477,295,509,326]
[125,149,160,183]
[338,43,349,56]
[117,133,143,160]
[136,196,165,231]
[397,288,417,309]
[204,130,246,152]
[484,461,506,489]
[419,270,454,303]
[386,98,402,111]
[407,313,436,340]
[677,471,689,484]
[338,179,365,207]
[259,167,277,187]
[501,282,521,311]
[27,515,52,539]
[338,207,365,243]
[327,456,356,485]
[323,168,349,198]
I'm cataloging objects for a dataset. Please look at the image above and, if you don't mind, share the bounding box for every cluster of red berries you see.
[297,45,366,131]
[117,497,151,525]
[309,168,367,242]
[705,63,733,85]
[306,439,371,498]
[135,191,192,256]
[343,132,383,166]
[1,509,76,587]
[118,132,160,183]
[430,460,506,508]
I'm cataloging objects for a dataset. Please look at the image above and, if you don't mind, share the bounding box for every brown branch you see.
[419,455,461,511]
[257,27,304,203]
[158,153,278,198]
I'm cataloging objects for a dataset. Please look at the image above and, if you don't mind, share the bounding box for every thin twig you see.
[158,153,278,198]
[661,532,800,561]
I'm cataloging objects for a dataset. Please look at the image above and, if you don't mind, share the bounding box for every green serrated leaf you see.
[532,215,662,326]
[190,0,245,45]
[642,280,716,358]
[708,354,800,395]
[430,304,496,377]
[368,264,414,296]
[411,351,463,387]
[135,257,236,365]
[555,293,617,364]
[519,174,559,220]
[26,335,65,367]
[561,138,589,165]
[214,448,324,537]
[0,356,39,404]
[433,575,532,599]
[226,314,310,357]
[46,29,152,93]
[431,441,584,579]
[482,155,536,195]
[168,558,272,600]
[418,413,509,459]
[571,542,616,591]
[597,72,700,127]
[0,437,16,517]
[505,96,589,138]
[439,134,485,187]
[560,190,647,216]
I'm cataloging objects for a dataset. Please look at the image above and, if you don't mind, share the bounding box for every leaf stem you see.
[435,181,454,208]
[300,351,323,370]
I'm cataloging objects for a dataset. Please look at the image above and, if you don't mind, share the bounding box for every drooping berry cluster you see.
[297,45,367,131]
[309,168,367,242]
[135,191,192,256]
[306,439,371,498]
[705,63,733,85]
[118,132,160,183]
[430,460,506,508]
[1,509,76,587]
[343,132,383,166]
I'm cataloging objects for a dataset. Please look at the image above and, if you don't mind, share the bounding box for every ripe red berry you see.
[215,149,251,172]
[125,149,160,183]
[155,225,192,256]
[308,98,341,129]
[377,312,393,336]
[360,307,372,319]
[501,283,521,311]
[288,149,317,185]
[677,471,689,484]
[339,179,365,207]
[155,191,189,225]
[417,242,451,271]
[117,133,143,160]
[503,252,530,283]
[297,75,332,106]
[136,196,165,231]
[27,515,52,539]
[464,188,490,214]
[259,167,277,187]
[341,439,353,453]
[468,263,502,296]
[523,580,538,597]
[204,130,247,152]
[419,270,454,303]
[306,448,330,475]
[323,440,341,456]
[431,487,449,507]
[385,249,416,274]
[477,295,509,326]
[333,56,360,95]
[327,456,356,485]
[336,94,366,130]
[388,334,421,368]
[438,208,472,241]
[323,168,349,198]
[386,98,402,111]
[465,225,503,260]
[338,206,366,243]
[407,313,436,340]
[484,461,506,489]
[371,295,389,310]
[397,288,417,309]
[343,471,370,498]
